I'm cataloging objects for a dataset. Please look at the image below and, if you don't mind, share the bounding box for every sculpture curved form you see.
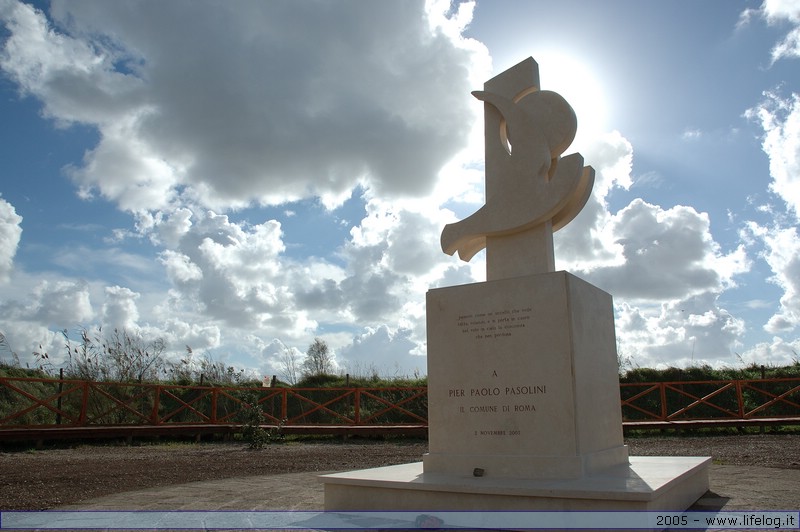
[440,57,595,278]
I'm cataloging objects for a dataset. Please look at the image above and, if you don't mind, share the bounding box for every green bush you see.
[620,363,800,383]
[294,373,427,389]
[237,393,284,448]
[295,373,343,388]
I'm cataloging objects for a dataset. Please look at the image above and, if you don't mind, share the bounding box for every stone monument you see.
[320,57,709,515]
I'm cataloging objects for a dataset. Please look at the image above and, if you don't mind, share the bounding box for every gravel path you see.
[1,434,798,511]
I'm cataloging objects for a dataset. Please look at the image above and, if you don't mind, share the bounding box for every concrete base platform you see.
[321,456,710,512]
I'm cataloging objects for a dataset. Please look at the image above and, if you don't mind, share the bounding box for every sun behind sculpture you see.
[440,57,594,281]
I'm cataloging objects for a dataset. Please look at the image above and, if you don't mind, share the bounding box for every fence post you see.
[79,381,89,425]
[281,388,287,423]
[56,368,64,425]
[759,367,766,434]
[659,382,667,421]
[355,388,361,424]
[210,387,218,423]
[735,380,744,419]
[151,385,161,424]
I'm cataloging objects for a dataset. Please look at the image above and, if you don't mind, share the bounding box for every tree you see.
[0,332,21,368]
[301,338,334,377]
[278,346,301,385]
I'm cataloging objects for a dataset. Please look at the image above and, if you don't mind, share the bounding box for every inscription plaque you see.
[427,275,575,458]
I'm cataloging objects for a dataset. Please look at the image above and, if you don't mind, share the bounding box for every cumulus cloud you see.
[131,194,460,365]
[744,60,800,337]
[2,0,778,374]
[739,336,800,366]
[337,325,426,378]
[149,210,303,332]
[333,198,463,332]
[0,279,94,325]
[746,90,800,217]
[1,0,488,213]
[757,0,800,63]
[0,0,146,125]
[155,319,221,354]
[581,199,747,301]
[591,200,749,366]
[555,130,633,268]
[0,321,64,366]
[745,222,800,333]
[0,196,22,283]
[0,277,94,366]
[101,285,140,329]
[553,130,746,306]
[549,128,751,367]
[615,293,747,369]
[159,250,203,284]
[0,0,493,369]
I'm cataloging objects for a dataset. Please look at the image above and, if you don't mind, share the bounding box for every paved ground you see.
[45,464,798,512]
[5,464,797,531]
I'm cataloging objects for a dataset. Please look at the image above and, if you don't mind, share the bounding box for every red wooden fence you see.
[619,377,800,429]
[1,375,798,441]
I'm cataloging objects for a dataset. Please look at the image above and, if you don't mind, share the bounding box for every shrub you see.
[237,393,283,449]
[295,373,342,388]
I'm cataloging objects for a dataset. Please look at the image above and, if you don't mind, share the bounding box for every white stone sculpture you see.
[321,57,710,514]
[441,57,594,280]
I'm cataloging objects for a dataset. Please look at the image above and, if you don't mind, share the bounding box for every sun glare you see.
[499,51,610,150]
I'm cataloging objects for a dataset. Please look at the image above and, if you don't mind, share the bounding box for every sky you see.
[1,0,800,380]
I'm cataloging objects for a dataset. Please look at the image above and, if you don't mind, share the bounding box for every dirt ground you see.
[1,433,798,511]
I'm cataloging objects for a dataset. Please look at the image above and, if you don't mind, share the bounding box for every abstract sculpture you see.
[441,57,594,280]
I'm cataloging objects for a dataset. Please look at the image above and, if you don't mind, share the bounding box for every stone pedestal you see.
[320,272,709,514]
[424,272,628,480]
